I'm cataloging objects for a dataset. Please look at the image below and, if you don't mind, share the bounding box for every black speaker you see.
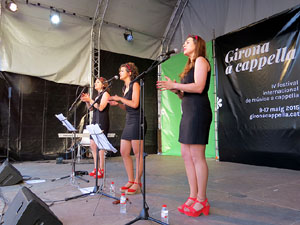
[3,186,63,225]
[0,160,23,186]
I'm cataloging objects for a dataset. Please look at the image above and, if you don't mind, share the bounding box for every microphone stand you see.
[69,86,87,112]
[1,78,15,162]
[6,87,12,162]
[126,55,170,225]
[52,86,90,183]
[71,86,89,181]
[65,81,119,202]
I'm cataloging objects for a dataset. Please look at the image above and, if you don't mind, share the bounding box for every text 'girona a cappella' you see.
[224,42,296,75]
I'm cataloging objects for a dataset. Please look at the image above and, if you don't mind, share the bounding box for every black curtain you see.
[0,51,158,160]
[0,72,87,160]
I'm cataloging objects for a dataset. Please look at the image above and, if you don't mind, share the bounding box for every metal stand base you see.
[51,170,89,183]
[64,184,119,201]
[125,207,167,225]
[52,134,89,183]
[64,149,118,202]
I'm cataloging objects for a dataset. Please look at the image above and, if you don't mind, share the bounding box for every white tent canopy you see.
[170,0,300,51]
[0,0,299,85]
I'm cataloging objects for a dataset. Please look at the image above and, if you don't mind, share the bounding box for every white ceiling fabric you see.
[0,0,299,85]
[170,0,300,52]
[0,0,92,85]
[98,0,178,59]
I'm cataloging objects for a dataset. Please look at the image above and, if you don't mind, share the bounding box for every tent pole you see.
[158,0,188,155]
[212,30,219,161]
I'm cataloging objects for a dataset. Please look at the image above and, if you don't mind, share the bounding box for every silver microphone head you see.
[103,75,119,83]
[162,48,179,56]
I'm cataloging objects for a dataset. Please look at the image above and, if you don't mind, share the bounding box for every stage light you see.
[5,0,18,12]
[123,29,133,42]
[50,10,61,25]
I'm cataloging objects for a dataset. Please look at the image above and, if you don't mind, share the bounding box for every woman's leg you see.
[187,144,208,211]
[99,149,104,171]
[90,140,97,169]
[120,139,134,186]
[125,139,143,192]
[131,140,143,182]
[180,144,198,206]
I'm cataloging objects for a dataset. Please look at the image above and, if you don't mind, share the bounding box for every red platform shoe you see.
[126,182,142,195]
[93,169,104,179]
[89,168,97,177]
[184,198,210,217]
[177,197,197,214]
[120,181,134,193]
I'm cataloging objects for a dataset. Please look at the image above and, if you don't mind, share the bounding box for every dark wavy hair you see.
[119,62,139,81]
[96,77,110,92]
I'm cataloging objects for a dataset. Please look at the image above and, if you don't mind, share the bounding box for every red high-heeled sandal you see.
[184,198,210,217]
[120,181,134,193]
[177,197,197,214]
[89,168,98,177]
[126,182,142,195]
[93,169,104,179]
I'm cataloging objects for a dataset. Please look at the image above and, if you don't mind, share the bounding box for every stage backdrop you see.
[215,5,300,169]
[0,50,158,160]
[160,41,215,157]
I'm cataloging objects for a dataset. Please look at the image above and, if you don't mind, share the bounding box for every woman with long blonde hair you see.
[157,35,212,217]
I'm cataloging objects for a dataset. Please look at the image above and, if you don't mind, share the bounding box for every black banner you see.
[216,5,300,169]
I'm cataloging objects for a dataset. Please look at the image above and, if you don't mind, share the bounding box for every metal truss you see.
[91,0,109,82]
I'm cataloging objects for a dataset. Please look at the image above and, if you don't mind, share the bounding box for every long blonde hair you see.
[180,35,206,80]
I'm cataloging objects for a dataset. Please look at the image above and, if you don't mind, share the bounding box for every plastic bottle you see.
[109,181,115,197]
[120,193,127,214]
[161,204,168,224]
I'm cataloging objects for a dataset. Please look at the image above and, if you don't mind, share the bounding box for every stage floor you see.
[0,155,300,225]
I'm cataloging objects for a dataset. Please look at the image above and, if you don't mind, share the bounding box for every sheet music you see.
[86,124,117,153]
[55,113,76,132]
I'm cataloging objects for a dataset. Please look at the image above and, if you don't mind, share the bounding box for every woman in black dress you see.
[157,35,212,217]
[81,77,110,178]
[109,62,145,195]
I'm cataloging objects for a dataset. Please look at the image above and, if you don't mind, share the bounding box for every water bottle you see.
[109,181,115,197]
[120,193,127,214]
[161,204,168,224]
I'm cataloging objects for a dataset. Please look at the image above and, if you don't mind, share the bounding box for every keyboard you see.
[58,133,90,138]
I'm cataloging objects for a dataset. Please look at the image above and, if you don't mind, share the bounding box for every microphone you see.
[69,85,89,111]
[103,75,119,83]
[161,48,178,56]
[80,85,90,93]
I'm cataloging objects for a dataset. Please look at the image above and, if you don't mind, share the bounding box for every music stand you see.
[65,124,119,201]
[54,113,89,183]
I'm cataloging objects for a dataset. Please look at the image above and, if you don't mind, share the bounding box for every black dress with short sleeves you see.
[179,65,212,145]
[121,82,147,140]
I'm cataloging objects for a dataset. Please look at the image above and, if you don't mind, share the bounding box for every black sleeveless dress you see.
[121,82,147,140]
[91,91,110,136]
[179,65,212,144]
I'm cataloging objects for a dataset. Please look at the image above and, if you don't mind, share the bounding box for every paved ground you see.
[0,155,300,225]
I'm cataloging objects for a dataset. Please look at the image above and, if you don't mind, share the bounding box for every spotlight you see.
[123,29,133,42]
[5,0,18,12]
[50,10,61,25]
